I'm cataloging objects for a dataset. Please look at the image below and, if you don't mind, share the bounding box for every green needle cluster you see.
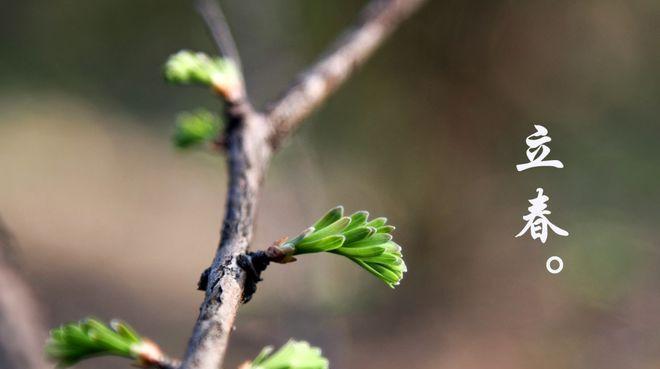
[279,206,406,288]
[173,109,223,148]
[163,50,238,87]
[250,340,328,369]
[46,318,144,367]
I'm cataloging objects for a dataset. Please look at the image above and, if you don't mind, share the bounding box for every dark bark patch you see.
[236,251,270,303]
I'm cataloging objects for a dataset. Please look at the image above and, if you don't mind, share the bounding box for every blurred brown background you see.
[1,1,659,368]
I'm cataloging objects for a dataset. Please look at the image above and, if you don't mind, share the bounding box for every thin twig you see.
[195,0,245,83]
[266,0,428,147]
[179,1,427,369]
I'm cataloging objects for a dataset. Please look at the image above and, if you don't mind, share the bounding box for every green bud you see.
[173,109,222,149]
[164,50,238,87]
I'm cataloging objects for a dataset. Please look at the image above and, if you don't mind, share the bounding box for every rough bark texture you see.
[180,101,272,369]
[180,1,428,369]
[0,219,49,369]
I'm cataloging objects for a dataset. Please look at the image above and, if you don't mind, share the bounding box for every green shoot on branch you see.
[248,340,328,369]
[275,206,406,288]
[164,50,241,99]
[173,109,223,149]
[46,318,165,368]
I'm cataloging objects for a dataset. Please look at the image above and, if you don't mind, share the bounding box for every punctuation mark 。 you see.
[546,255,563,274]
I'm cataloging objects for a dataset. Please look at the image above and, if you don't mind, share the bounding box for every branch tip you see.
[195,0,245,88]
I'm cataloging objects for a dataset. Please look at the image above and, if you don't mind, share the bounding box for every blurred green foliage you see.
[172,109,222,149]
[250,341,328,369]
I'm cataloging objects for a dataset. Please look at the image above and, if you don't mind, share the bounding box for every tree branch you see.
[179,102,272,369]
[266,0,427,147]
[0,218,49,369]
[179,1,426,369]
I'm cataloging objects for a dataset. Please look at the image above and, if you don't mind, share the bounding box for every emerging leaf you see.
[278,206,407,287]
[312,206,344,229]
[250,340,328,369]
[46,318,149,368]
[295,235,345,254]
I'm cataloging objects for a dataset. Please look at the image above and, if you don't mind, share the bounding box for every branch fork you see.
[181,1,425,369]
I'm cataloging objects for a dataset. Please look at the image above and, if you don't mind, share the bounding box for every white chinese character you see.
[515,188,569,243]
[516,124,564,171]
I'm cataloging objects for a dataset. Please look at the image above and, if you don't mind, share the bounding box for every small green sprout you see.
[164,50,241,99]
[173,109,223,148]
[249,340,329,369]
[277,206,407,288]
[46,318,164,368]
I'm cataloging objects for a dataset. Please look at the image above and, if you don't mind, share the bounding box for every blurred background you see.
[1,1,659,368]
